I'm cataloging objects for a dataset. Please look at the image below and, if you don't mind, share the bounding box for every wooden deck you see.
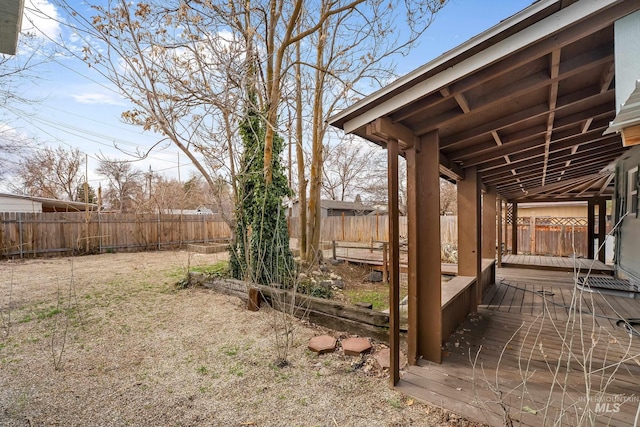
[331,245,460,276]
[502,254,613,275]
[397,267,640,426]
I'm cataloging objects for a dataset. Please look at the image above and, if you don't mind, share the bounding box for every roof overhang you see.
[0,193,98,212]
[605,80,640,146]
[329,0,640,202]
[0,0,25,55]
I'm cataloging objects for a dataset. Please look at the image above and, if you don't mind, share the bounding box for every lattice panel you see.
[506,204,513,225]
[536,217,588,226]
[516,216,527,225]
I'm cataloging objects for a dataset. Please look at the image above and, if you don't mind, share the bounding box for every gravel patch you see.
[0,251,480,426]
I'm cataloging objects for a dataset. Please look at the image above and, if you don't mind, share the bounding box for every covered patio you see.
[329,0,640,424]
[400,267,640,426]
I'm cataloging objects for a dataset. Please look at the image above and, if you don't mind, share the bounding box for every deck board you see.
[399,267,640,427]
[502,254,613,275]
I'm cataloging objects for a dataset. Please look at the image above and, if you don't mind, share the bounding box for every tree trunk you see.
[306,18,327,262]
[295,35,307,261]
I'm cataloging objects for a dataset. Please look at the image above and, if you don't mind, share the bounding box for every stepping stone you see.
[308,335,337,354]
[375,348,407,369]
[341,337,372,356]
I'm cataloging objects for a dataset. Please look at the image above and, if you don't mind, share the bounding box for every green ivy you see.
[229,93,294,287]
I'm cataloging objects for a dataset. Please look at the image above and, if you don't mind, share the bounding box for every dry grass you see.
[0,251,477,427]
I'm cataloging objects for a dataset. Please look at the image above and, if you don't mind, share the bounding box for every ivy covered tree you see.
[230,94,294,286]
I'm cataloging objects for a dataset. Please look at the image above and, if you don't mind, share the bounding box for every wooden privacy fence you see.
[0,212,232,258]
[290,215,597,258]
[288,215,458,246]
[504,216,607,258]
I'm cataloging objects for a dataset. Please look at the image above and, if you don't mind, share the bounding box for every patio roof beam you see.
[368,117,465,181]
[541,49,562,186]
[498,160,619,195]
[415,46,612,137]
[448,108,613,164]
[478,132,617,176]
[499,163,619,197]
[456,124,613,168]
[465,135,597,171]
[482,141,622,184]
[440,88,614,150]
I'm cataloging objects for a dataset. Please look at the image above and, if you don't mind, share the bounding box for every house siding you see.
[518,205,587,218]
[0,196,43,213]
[615,145,640,282]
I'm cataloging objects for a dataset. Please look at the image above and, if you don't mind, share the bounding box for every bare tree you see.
[440,179,457,215]
[96,157,144,212]
[52,0,447,258]
[0,32,55,178]
[299,0,447,261]
[56,0,245,217]
[13,146,84,200]
[322,136,376,201]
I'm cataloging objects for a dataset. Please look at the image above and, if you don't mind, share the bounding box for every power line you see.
[6,106,192,169]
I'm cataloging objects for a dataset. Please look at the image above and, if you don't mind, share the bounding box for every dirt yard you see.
[0,251,478,426]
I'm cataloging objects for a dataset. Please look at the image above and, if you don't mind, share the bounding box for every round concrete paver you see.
[308,335,337,354]
[341,337,372,356]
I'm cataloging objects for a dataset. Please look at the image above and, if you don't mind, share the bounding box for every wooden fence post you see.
[332,240,336,260]
[341,212,345,241]
[18,212,23,259]
[530,216,536,255]
[248,287,261,311]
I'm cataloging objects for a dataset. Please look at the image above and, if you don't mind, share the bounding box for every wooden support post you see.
[332,240,336,260]
[387,138,401,386]
[406,131,442,364]
[598,199,606,263]
[382,242,388,284]
[482,188,497,260]
[376,212,380,241]
[512,202,518,255]
[587,200,595,260]
[341,212,345,241]
[497,198,503,267]
[530,217,537,255]
[369,237,374,253]
[458,166,482,308]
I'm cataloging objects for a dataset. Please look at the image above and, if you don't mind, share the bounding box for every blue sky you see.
[1,0,534,193]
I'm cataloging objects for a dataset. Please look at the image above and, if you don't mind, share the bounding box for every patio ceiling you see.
[329,0,640,202]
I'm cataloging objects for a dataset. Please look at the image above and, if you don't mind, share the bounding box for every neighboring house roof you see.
[162,206,215,215]
[291,199,376,212]
[0,192,98,212]
[0,0,24,55]
[321,199,375,212]
[329,0,640,202]
[605,80,640,135]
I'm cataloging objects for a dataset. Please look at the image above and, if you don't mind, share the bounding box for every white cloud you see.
[71,93,126,106]
[22,0,62,42]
